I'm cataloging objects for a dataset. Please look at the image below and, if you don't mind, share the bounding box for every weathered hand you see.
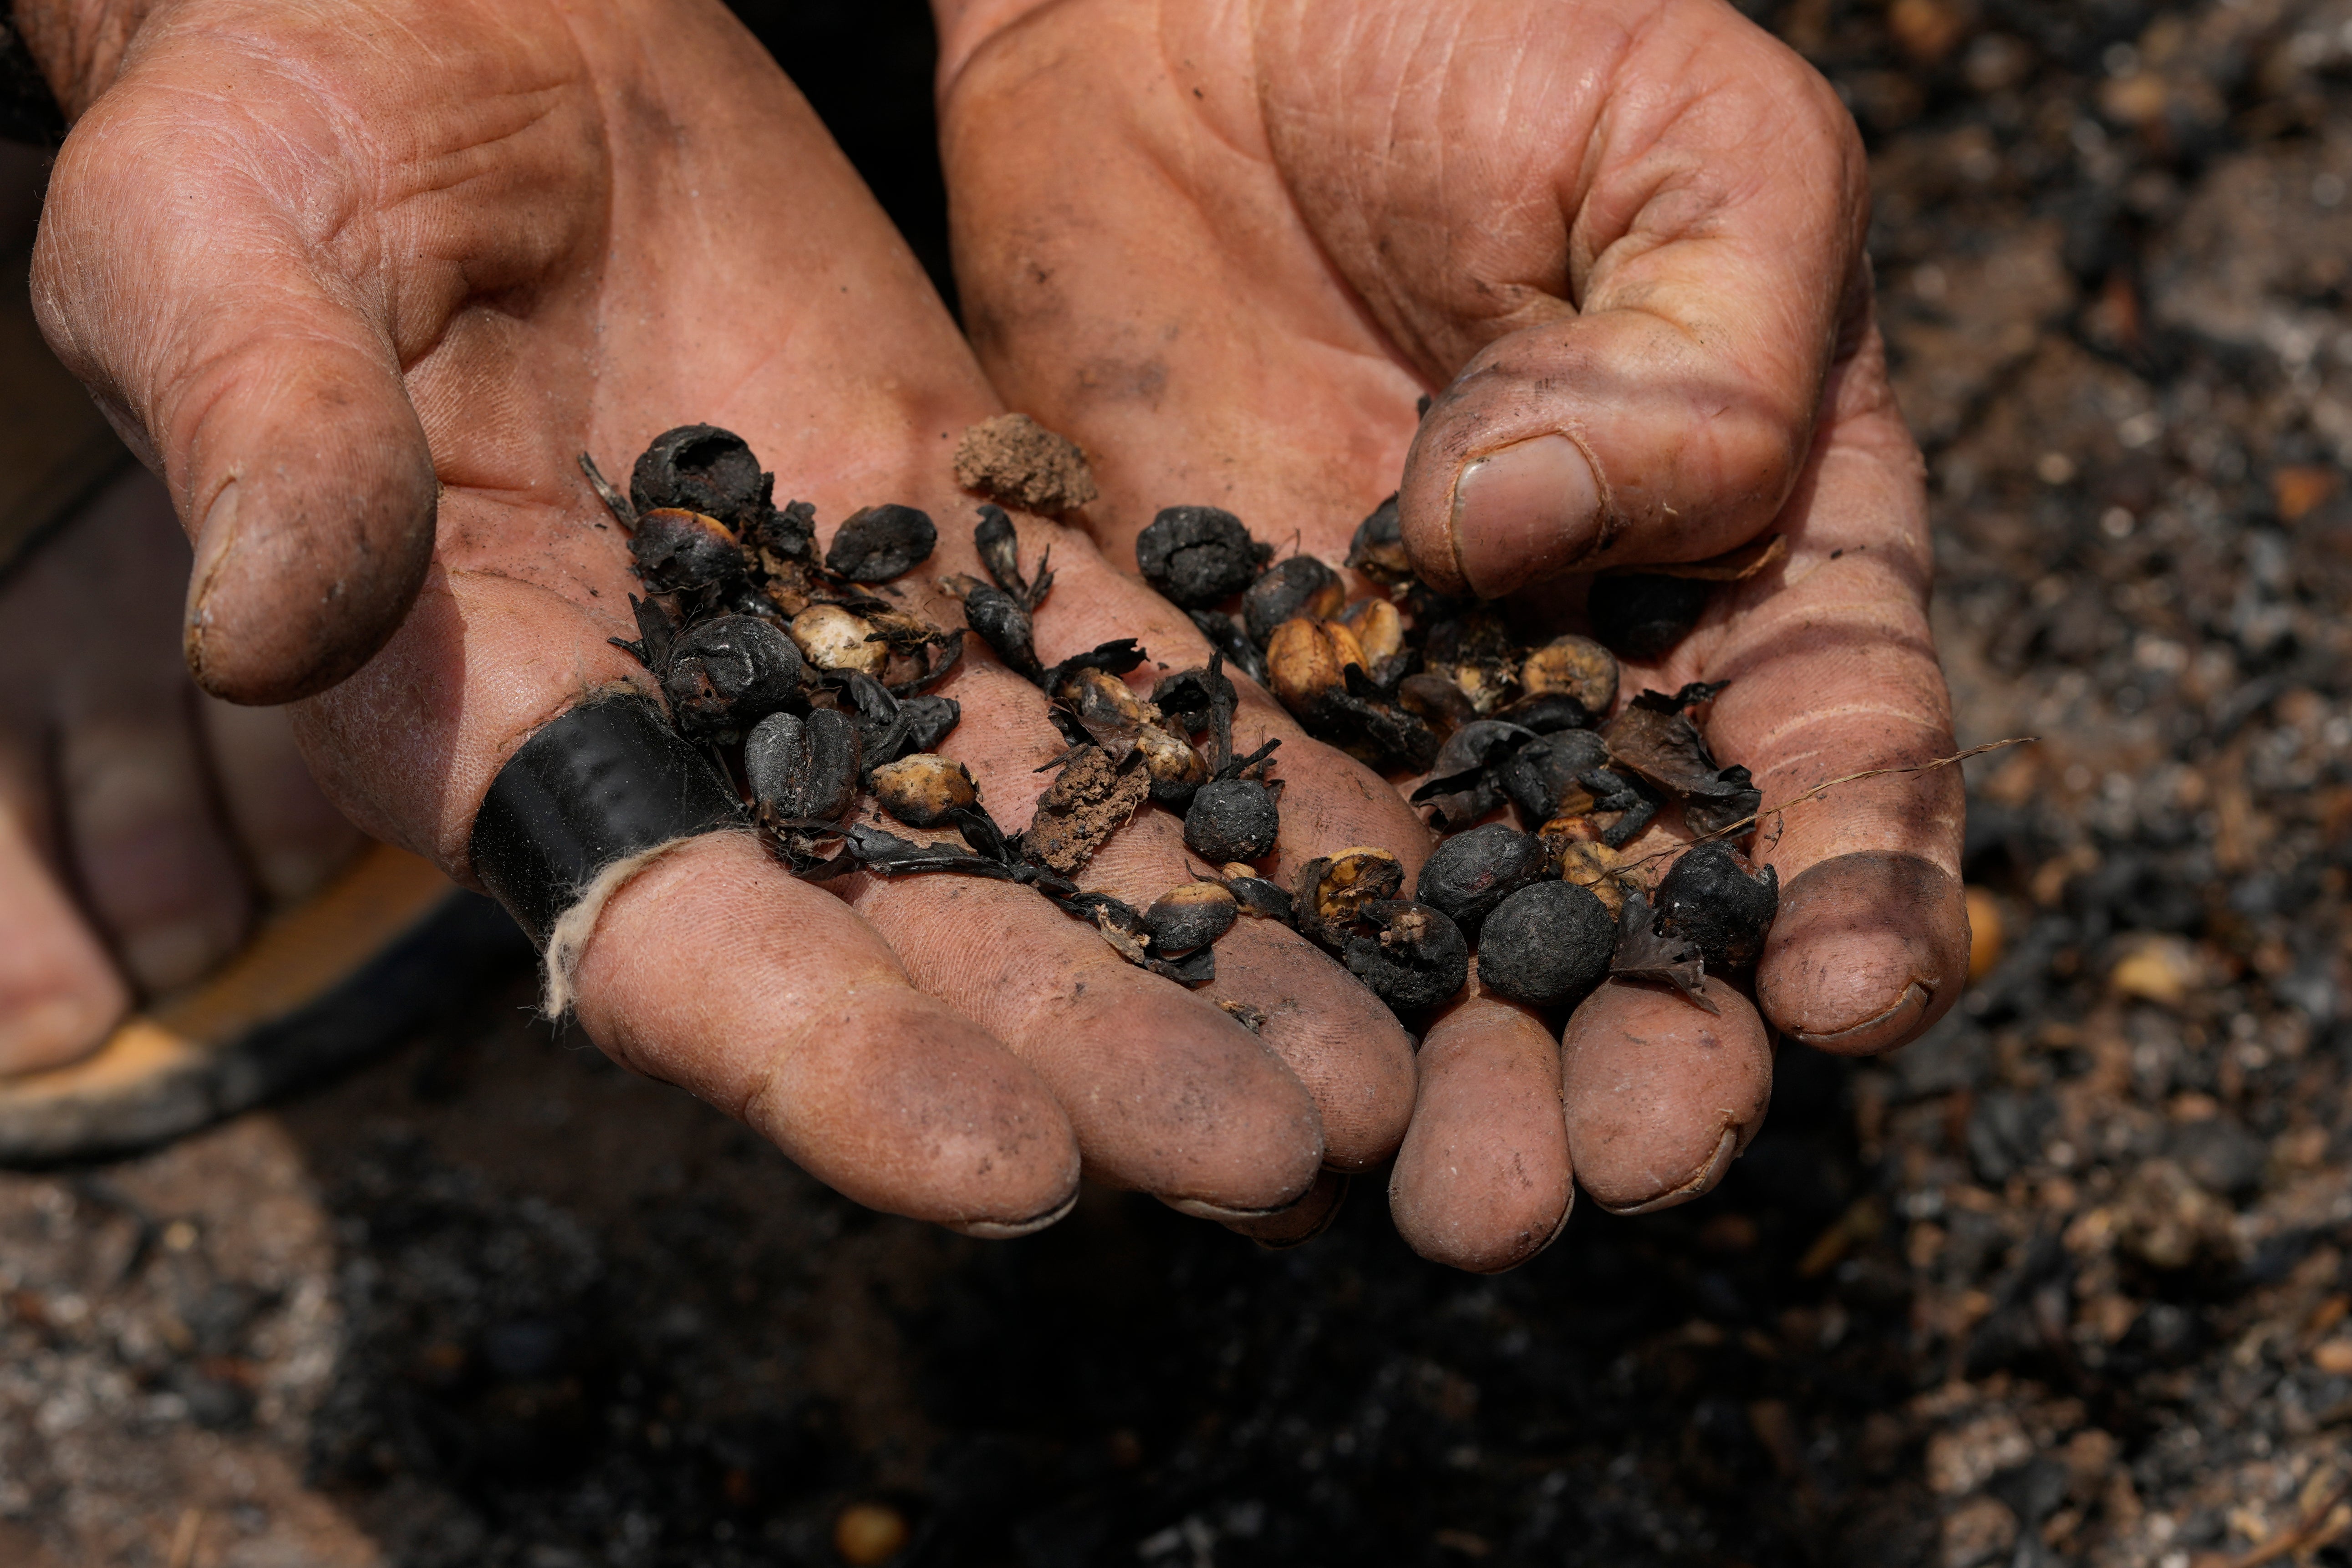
[22,0,1436,1234]
[936,0,1968,1268]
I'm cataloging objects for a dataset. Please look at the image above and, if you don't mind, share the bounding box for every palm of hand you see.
[940,0,1969,1265]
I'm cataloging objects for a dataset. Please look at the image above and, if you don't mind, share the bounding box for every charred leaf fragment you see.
[826,504,937,582]
[1602,685,1760,838]
[1220,867,1294,923]
[1652,843,1779,972]
[975,504,1052,610]
[1135,506,1272,608]
[958,583,1044,683]
[1610,889,1716,1011]
[1476,880,1616,1010]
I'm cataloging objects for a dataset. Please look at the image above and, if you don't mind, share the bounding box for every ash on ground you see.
[10,1,2352,1564]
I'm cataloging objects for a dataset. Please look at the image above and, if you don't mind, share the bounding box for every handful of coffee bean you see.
[585,419,1779,1018]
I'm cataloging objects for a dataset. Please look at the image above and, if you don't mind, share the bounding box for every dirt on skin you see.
[12,0,2352,1565]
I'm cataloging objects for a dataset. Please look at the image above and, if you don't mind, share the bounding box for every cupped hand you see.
[25,0,1438,1233]
[935,0,1968,1268]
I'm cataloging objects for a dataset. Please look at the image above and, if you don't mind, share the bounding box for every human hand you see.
[935,0,1967,1267]
[23,0,1439,1233]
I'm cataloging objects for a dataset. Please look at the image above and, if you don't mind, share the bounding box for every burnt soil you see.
[10,2,2352,1565]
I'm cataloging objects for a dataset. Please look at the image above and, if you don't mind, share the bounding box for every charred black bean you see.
[745,708,861,825]
[630,508,744,593]
[1343,899,1468,1011]
[1499,729,1611,821]
[1135,506,1272,608]
[1476,880,1616,1009]
[961,584,1044,683]
[662,615,806,739]
[1242,556,1344,647]
[1414,823,1546,938]
[1652,842,1779,972]
[825,504,937,582]
[628,424,774,531]
[1184,778,1282,863]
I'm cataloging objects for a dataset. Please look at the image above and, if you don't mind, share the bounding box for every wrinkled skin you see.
[935,0,1968,1267]
[21,0,1437,1233]
[0,145,361,1074]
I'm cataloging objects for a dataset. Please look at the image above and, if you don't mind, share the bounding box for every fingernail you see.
[1448,434,1601,598]
[184,481,239,680]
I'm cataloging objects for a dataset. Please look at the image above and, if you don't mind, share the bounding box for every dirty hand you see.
[936,0,1969,1267]
[19,0,1436,1234]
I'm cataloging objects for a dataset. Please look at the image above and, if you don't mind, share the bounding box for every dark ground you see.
[9,0,2352,1564]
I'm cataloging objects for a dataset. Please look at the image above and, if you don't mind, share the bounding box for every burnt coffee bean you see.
[1135,506,1272,608]
[1343,900,1468,1011]
[1185,778,1282,863]
[1543,816,1637,915]
[1520,634,1619,716]
[1150,665,1239,733]
[662,615,805,739]
[1266,618,1366,722]
[1415,823,1547,937]
[630,508,744,593]
[1589,574,1712,661]
[1143,881,1239,955]
[1220,866,1294,922]
[869,753,980,828]
[1499,728,1611,821]
[753,497,817,563]
[1346,493,1411,585]
[790,604,887,676]
[745,708,862,825]
[1476,880,1616,1009]
[1135,725,1211,806]
[825,504,937,582]
[1293,846,1405,950]
[1340,596,1405,667]
[1652,842,1779,972]
[1242,556,1344,647]
[628,424,774,531]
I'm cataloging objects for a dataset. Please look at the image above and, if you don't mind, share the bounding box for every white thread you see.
[538,832,746,1019]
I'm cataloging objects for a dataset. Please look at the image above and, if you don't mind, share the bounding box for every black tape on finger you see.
[470,691,746,954]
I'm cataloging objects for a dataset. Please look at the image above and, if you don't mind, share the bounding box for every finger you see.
[1219,1168,1349,1247]
[854,650,1328,1213]
[300,554,1085,1233]
[0,757,128,1073]
[30,0,605,701]
[1388,985,1573,1273]
[1344,3,1870,596]
[1560,977,1771,1215]
[572,834,1081,1236]
[200,699,366,904]
[1680,330,1967,1055]
[57,714,253,992]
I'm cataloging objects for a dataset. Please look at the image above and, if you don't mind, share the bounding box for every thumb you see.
[1391,15,1869,597]
[31,70,436,704]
